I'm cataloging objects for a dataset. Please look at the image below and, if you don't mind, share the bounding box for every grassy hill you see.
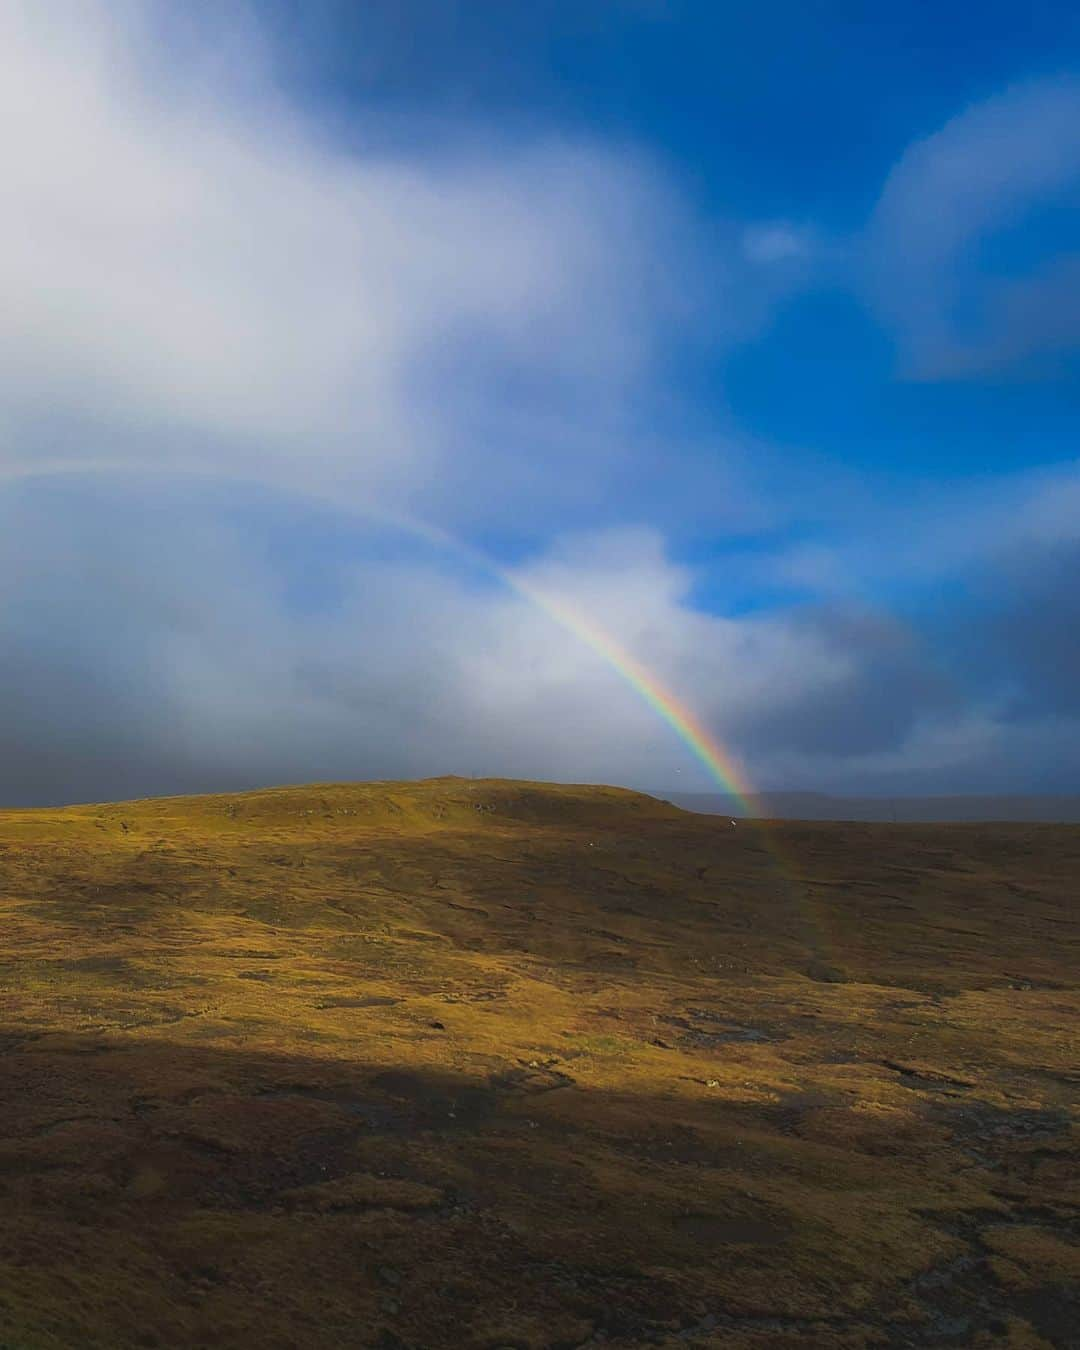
[0,777,1076,1348]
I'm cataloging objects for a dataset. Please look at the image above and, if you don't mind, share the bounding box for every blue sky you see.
[1,1,1079,803]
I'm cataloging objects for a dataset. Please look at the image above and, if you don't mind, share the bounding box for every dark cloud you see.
[981,540,1080,718]
[731,608,960,760]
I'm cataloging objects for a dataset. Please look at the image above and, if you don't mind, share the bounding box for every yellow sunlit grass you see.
[0,778,1075,1347]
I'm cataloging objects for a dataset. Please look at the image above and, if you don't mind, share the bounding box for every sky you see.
[2,0,1079,806]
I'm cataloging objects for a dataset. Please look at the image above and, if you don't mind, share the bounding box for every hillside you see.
[0,777,1076,1349]
[664,791,1080,824]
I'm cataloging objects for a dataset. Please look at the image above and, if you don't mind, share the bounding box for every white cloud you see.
[865,76,1080,377]
[0,1,718,520]
[0,1,853,803]
[741,222,812,265]
[4,467,1079,803]
[0,476,898,802]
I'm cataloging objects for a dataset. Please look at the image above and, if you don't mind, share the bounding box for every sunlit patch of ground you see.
[0,779,1076,1347]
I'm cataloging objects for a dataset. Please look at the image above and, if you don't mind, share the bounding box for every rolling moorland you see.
[0,777,1076,1349]
[665,794,1080,824]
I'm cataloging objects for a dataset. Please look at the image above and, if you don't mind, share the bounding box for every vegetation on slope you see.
[0,777,1076,1348]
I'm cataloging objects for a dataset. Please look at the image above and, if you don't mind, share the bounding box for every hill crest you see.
[10,777,684,837]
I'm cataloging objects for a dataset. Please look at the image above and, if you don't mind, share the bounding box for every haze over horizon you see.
[4,1,1080,807]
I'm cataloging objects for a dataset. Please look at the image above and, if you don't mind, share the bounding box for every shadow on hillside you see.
[0,1024,1075,1349]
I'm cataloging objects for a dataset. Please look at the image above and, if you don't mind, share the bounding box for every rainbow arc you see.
[3,459,754,807]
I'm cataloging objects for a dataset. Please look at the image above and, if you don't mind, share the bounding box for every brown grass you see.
[0,777,1075,1348]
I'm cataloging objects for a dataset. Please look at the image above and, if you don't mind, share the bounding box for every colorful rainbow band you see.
[509,577,755,811]
[2,459,754,807]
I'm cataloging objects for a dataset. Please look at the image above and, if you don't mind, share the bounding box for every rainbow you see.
[398,510,835,959]
[506,575,755,810]
[2,459,755,807]
[347,506,756,808]
[7,459,843,970]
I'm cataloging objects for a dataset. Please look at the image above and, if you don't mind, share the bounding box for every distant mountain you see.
[662,791,1080,823]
